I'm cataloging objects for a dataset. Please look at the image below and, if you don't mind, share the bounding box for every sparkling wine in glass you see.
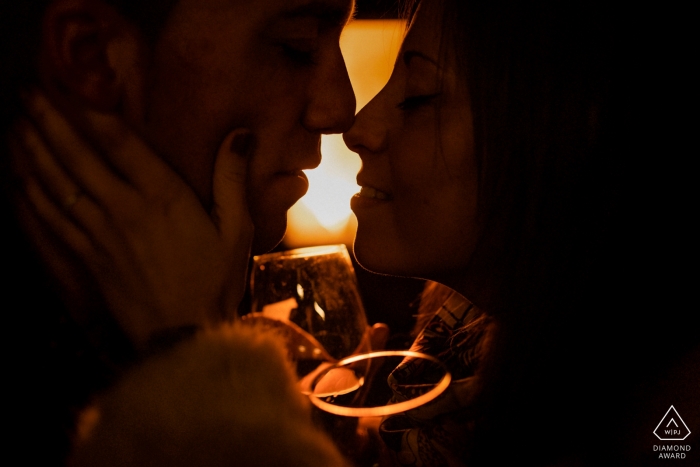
[245,244,451,419]
[246,244,370,379]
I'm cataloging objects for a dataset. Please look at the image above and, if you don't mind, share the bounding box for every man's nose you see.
[302,50,356,134]
[342,88,388,157]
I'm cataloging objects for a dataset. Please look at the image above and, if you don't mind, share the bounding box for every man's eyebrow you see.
[279,1,356,27]
[403,50,440,68]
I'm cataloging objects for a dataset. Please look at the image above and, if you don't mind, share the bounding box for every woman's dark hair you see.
[405,0,696,465]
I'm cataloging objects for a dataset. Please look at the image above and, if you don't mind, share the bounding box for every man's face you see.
[134,0,356,252]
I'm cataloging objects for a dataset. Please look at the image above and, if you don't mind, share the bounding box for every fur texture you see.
[71,323,349,467]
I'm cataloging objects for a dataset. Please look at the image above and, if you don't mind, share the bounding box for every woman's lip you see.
[356,186,392,200]
[351,191,390,212]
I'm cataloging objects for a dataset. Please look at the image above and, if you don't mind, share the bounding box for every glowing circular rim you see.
[308,350,451,417]
[253,244,347,262]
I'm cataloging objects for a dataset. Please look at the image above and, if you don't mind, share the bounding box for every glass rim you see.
[253,244,348,263]
[307,350,452,418]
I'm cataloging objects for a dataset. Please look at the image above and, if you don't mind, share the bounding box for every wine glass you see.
[244,244,451,418]
[246,245,370,379]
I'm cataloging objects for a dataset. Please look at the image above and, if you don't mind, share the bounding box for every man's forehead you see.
[269,0,355,26]
[169,0,355,31]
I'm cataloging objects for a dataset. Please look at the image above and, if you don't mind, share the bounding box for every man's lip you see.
[257,170,309,212]
[277,169,308,181]
[274,170,309,195]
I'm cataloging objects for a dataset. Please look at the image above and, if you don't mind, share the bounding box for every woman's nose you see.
[342,91,388,157]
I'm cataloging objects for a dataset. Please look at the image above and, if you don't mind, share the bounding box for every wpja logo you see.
[653,405,692,460]
[655,406,691,441]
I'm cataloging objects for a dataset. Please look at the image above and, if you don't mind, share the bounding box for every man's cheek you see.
[246,185,300,255]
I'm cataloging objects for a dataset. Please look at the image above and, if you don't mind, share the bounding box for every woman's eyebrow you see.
[403,50,440,68]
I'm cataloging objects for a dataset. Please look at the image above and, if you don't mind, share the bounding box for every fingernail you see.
[230,131,255,159]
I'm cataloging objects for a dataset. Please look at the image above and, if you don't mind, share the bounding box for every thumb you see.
[211,129,254,256]
[369,323,390,351]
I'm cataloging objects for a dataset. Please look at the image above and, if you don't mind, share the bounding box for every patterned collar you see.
[380,289,492,466]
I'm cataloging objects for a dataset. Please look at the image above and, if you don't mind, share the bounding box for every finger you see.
[212,129,254,254]
[71,103,181,195]
[23,91,128,203]
[12,119,115,242]
[24,178,96,257]
[8,133,95,258]
[12,187,90,289]
[15,118,84,209]
[369,323,390,351]
[212,129,255,318]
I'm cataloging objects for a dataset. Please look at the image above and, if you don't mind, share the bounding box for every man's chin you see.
[251,217,287,255]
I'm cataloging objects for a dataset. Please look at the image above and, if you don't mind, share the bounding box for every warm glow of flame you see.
[304,136,361,231]
[285,20,406,248]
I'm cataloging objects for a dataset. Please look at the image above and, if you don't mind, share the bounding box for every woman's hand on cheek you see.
[9,90,254,348]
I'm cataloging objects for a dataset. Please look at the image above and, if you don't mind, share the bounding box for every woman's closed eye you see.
[397,93,441,111]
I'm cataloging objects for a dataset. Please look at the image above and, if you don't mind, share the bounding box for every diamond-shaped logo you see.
[654,406,691,440]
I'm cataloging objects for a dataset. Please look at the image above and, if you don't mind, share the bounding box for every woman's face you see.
[343,3,479,281]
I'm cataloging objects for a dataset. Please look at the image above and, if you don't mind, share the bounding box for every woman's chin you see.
[352,235,402,276]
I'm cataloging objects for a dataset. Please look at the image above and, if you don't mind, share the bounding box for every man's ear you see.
[39,0,144,113]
